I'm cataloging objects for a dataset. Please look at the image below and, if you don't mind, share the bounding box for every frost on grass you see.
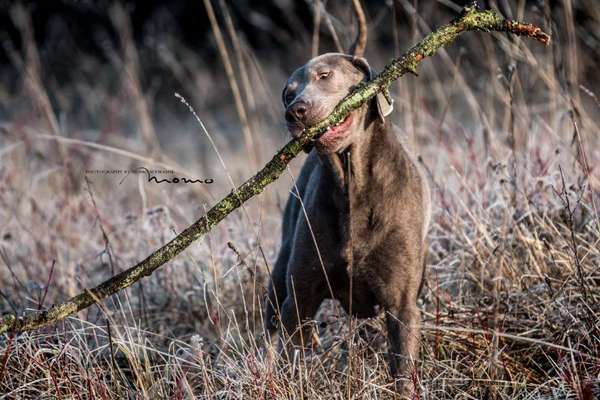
[0,4,598,400]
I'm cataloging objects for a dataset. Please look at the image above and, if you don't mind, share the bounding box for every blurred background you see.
[0,1,599,399]
[1,0,599,163]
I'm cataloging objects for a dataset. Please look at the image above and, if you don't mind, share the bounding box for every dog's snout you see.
[286,101,309,123]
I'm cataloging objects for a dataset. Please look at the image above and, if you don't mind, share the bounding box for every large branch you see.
[0,4,549,335]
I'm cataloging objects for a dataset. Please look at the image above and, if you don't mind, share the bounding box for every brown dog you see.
[265,51,431,393]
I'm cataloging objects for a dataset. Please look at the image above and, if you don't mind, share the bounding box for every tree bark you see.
[0,4,549,335]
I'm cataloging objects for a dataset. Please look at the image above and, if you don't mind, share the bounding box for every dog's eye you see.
[318,71,332,80]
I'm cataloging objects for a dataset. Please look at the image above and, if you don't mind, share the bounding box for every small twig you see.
[0,248,31,303]
[85,177,116,276]
[344,150,354,400]
[568,105,600,234]
[555,166,590,304]
[37,260,56,311]
[106,319,118,375]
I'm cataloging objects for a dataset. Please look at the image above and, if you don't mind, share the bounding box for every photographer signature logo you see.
[85,167,214,185]
[136,167,214,184]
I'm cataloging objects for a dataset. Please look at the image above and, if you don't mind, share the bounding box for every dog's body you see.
[265,53,430,391]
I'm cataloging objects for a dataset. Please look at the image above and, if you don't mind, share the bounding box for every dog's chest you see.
[339,193,388,264]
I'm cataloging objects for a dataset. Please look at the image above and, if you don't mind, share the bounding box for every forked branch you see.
[0,4,549,335]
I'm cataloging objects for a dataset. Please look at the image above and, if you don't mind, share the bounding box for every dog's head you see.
[282,53,392,153]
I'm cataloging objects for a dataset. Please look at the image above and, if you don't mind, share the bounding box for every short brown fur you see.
[266,53,431,395]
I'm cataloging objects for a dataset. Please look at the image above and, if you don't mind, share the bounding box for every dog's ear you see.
[351,56,394,123]
[351,56,373,80]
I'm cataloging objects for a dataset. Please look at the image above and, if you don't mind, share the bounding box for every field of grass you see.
[0,1,599,399]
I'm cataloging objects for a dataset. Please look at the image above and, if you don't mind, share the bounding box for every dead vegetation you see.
[0,1,599,399]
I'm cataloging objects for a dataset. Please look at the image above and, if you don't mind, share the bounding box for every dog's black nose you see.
[286,101,308,123]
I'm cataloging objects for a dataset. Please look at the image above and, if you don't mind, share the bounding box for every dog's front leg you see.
[278,282,324,358]
[385,301,421,396]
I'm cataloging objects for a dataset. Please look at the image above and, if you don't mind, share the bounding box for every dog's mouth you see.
[287,112,354,153]
[324,113,353,136]
[316,112,353,150]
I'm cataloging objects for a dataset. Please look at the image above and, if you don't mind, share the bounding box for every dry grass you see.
[1,1,599,399]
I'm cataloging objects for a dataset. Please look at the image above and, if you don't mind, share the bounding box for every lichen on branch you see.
[0,4,549,336]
